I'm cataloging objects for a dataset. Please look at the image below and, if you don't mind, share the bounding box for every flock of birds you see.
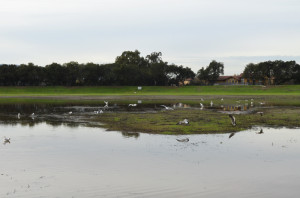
[176,97,266,142]
[3,100,114,145]
[3,98,266,144]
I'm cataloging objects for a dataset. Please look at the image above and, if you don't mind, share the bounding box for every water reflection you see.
[121,132,140,139]
[1,124,300,197]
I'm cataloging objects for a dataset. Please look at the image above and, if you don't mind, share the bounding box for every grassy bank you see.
[95,107,300,134]
[0,85,300,96]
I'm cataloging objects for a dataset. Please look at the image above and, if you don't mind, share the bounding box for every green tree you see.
[44,63,66,85]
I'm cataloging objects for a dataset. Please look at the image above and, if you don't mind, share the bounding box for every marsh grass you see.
[96,107,300,134]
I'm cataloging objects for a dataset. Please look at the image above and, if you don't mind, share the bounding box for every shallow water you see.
[1,103,300,197]
[1,122,300,198]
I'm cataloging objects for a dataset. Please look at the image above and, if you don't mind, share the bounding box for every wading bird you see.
[256,129,264,134]
[17,113,20,119]
[68,111,72,115]
[30,113,35,120]
[176,138,189,142]
[200,103,204,110]
[177,119,189,125]
[210,101,213,107]
[229,114,236,126]
[160,105,174,110]
[128,104,137,107]
[104,101,109,108]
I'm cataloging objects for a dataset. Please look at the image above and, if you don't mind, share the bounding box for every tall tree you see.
[115,50,146,67]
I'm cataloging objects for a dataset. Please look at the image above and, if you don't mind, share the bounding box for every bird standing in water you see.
[256,129,264,134]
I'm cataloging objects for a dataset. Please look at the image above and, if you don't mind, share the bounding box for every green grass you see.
[95,108,300,134]
[0,85,300,96]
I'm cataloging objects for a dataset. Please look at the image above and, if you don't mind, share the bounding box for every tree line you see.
[1,50,299,86]
[0,50,195,86]
[242,60,300,85]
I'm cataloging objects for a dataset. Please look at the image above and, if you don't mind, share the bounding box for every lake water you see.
[1,104,300,197]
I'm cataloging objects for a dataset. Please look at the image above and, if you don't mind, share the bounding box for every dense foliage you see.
[0,50,195,86]
[243,60,300,85]
[196,60,224,85]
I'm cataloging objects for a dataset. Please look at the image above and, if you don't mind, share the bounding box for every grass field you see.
[0,85,300,96]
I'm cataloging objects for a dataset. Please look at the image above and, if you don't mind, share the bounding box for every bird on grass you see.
[3,137,10,144]
[256,129,264,134]
[200,103,204,110]
[229,114,236,126]
[160,105,174,110]
[177,119,189,125]
[257,112,264,116]
[176,138,189,142]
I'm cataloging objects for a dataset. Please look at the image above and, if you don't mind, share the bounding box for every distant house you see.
[178,78,193,86]
[215,74,247,85]
[183,78,192,85]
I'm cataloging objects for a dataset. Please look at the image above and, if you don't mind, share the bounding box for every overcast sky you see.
[1,0,300,75]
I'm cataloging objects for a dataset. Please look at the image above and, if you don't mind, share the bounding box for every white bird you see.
[251,101,254,106]
[160,105,174,110]
[68,111,72,115]
[200,103,204,110]
[30,113,36,120]
[17,113,20,119]
[176,138,189,142]
[128,104,137,107]
[257,112,264,116]
[229,114,236,126]
[104,101,109,108]
[94,110,99,114]
[3,137,10,144]
[177,119,189,125]
[210,101,213,107]
[221,98,224,101]
[99,110,104,114]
